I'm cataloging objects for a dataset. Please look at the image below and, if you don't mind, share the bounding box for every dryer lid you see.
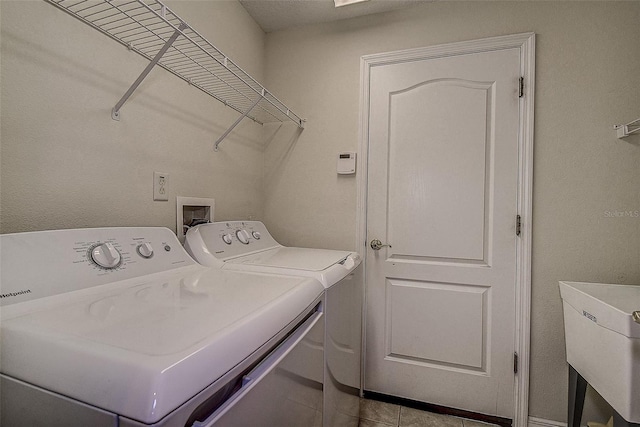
[227,247,353,272]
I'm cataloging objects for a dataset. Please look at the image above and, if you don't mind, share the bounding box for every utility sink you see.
[560,281,640,424]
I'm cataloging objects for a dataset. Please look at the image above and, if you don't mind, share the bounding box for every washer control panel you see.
[79,235,170,272]
[0,227,197,306]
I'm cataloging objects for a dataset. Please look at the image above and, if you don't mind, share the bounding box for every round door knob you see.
[370,239,392,251]
[136,242,154,258]
[90,242,122,269]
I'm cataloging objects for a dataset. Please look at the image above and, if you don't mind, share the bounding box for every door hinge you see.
[514,352,519,374]
[519,77,524,98]
[516,215,522,236]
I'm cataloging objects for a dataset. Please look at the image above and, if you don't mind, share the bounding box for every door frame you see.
[356,33,535,427]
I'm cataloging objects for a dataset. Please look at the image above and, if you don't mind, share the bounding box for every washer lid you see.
[560,281,640,338]
[1,265,324,424]
[228,247,352,272]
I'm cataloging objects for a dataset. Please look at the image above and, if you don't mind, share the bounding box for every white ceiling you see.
[239,0,427,33]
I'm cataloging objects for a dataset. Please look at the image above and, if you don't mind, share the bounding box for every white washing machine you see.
[185,220,363,427]
[0,227,325,427]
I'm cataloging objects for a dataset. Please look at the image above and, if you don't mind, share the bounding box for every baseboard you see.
[363,391,512,427]
[528,416,568,427]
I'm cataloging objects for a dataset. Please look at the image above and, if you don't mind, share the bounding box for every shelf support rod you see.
[112,23,187,121]
[214,93,264,151]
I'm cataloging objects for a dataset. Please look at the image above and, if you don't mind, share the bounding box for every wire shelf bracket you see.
[214,92,263,151]
[614,117,640,139]
[111,23,186,121]
[44,0,305,149]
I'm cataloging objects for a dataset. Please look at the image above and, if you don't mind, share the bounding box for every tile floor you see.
[359,398,499,427]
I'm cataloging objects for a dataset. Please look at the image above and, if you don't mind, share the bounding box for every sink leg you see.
[568,365,587,427]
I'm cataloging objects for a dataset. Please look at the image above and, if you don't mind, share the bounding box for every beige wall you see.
[262,1,640,423]
[1,0,266,233]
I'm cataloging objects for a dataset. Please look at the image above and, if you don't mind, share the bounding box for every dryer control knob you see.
[136,242,154,258]
[222,234,233,245]
[252,231,261,240]
[90,242,122,269]
[236,229,250,244]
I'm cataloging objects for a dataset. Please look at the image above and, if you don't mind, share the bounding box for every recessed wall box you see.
[176,197,215,243]
[337,152,356,175]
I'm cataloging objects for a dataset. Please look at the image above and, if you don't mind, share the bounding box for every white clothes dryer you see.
[0,227,324,427]
[185,220,363,427]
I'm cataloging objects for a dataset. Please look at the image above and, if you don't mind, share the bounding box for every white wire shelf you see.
[44,0,305,149]
[614,117,640,139]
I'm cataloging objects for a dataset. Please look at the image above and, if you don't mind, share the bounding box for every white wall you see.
[1,0,266,233]
[262,1,640,423]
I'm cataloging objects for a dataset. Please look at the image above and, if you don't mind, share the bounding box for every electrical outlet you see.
[153,172,169,201]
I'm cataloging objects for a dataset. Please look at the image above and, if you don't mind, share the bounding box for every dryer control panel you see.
[0,227,197,306]
[185,221,281,262]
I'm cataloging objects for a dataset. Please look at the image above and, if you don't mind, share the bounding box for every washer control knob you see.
[91,242,122,269]
[222,234,233,245]
[136,242,154,258]
[236,229,250,244]
[252,231,261,240]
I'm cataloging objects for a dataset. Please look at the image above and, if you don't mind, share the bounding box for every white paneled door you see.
[363,40,527,418]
